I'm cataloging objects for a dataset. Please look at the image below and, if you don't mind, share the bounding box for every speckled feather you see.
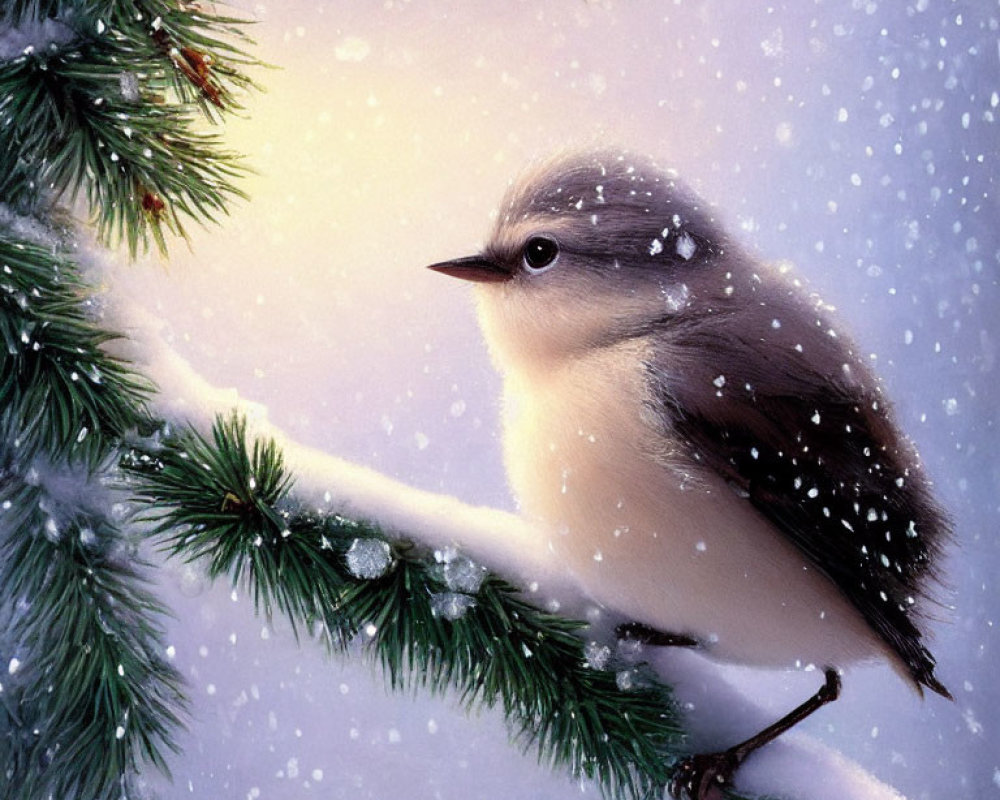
[492,150,951,696]
[647,265,952,697]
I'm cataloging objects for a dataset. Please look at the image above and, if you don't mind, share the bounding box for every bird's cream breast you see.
[498,341,890,672]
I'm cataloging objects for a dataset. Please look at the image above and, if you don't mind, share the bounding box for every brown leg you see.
[616,621,700,648]
[669,668,842,800]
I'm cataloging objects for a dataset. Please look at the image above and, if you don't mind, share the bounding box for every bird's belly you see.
[501,358,885,671]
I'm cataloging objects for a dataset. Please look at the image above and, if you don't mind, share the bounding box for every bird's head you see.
[427,150,733,373]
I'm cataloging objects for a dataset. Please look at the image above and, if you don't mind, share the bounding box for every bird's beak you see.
[427,255,512,283]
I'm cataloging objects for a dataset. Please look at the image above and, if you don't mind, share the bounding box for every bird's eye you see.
[522,236,560,274]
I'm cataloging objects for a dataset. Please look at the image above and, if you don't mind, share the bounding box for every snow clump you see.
[345,537,392,579]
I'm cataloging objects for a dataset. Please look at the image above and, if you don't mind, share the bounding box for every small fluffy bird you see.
[428,150,950,797]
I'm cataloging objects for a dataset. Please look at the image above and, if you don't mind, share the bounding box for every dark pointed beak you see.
[427,255,513,283]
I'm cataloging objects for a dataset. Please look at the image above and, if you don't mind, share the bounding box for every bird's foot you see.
[669,750,741,800]
[668,669,842,800]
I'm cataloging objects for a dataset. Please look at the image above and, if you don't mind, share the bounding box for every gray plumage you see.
[430,149,950,698]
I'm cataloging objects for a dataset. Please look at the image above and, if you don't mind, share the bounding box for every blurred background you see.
[106,2,997,798]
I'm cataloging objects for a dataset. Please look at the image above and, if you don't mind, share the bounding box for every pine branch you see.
[125,413,695,800]
[0,221,186,798]
[0,227,151,467]
[0,457,186,800]
[0,203,184,795]
[136,0,262,117]
[1,1,261,113]
[0,5,265,799]
[0,1,261,255]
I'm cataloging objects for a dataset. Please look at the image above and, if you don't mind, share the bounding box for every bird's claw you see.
[669,750,740,800]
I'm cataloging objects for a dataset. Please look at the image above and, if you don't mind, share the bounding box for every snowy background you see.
[101,1,997,798]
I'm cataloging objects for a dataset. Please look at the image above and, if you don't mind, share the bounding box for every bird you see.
[426,149,950,798]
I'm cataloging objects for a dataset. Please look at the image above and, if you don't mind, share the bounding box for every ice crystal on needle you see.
[345,537,392,579]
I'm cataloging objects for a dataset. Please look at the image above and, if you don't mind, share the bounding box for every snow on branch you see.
[114,296,910,800]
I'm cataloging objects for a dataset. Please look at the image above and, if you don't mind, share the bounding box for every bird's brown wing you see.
[649,300,950,697]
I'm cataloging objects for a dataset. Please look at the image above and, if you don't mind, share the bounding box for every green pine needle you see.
[127,413,692,799]
[133,0,263,118]
[0,230,151,467]
[0,463,186,800]
[0,1,262,255]
[0,44,246,255]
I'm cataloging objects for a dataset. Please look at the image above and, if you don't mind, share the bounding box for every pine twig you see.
[0,229,151,467]
[126,413,694,800]
[0,462,186,800]
[137,0,263,117]
[0,1,262,255]
[0,223,186,798]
